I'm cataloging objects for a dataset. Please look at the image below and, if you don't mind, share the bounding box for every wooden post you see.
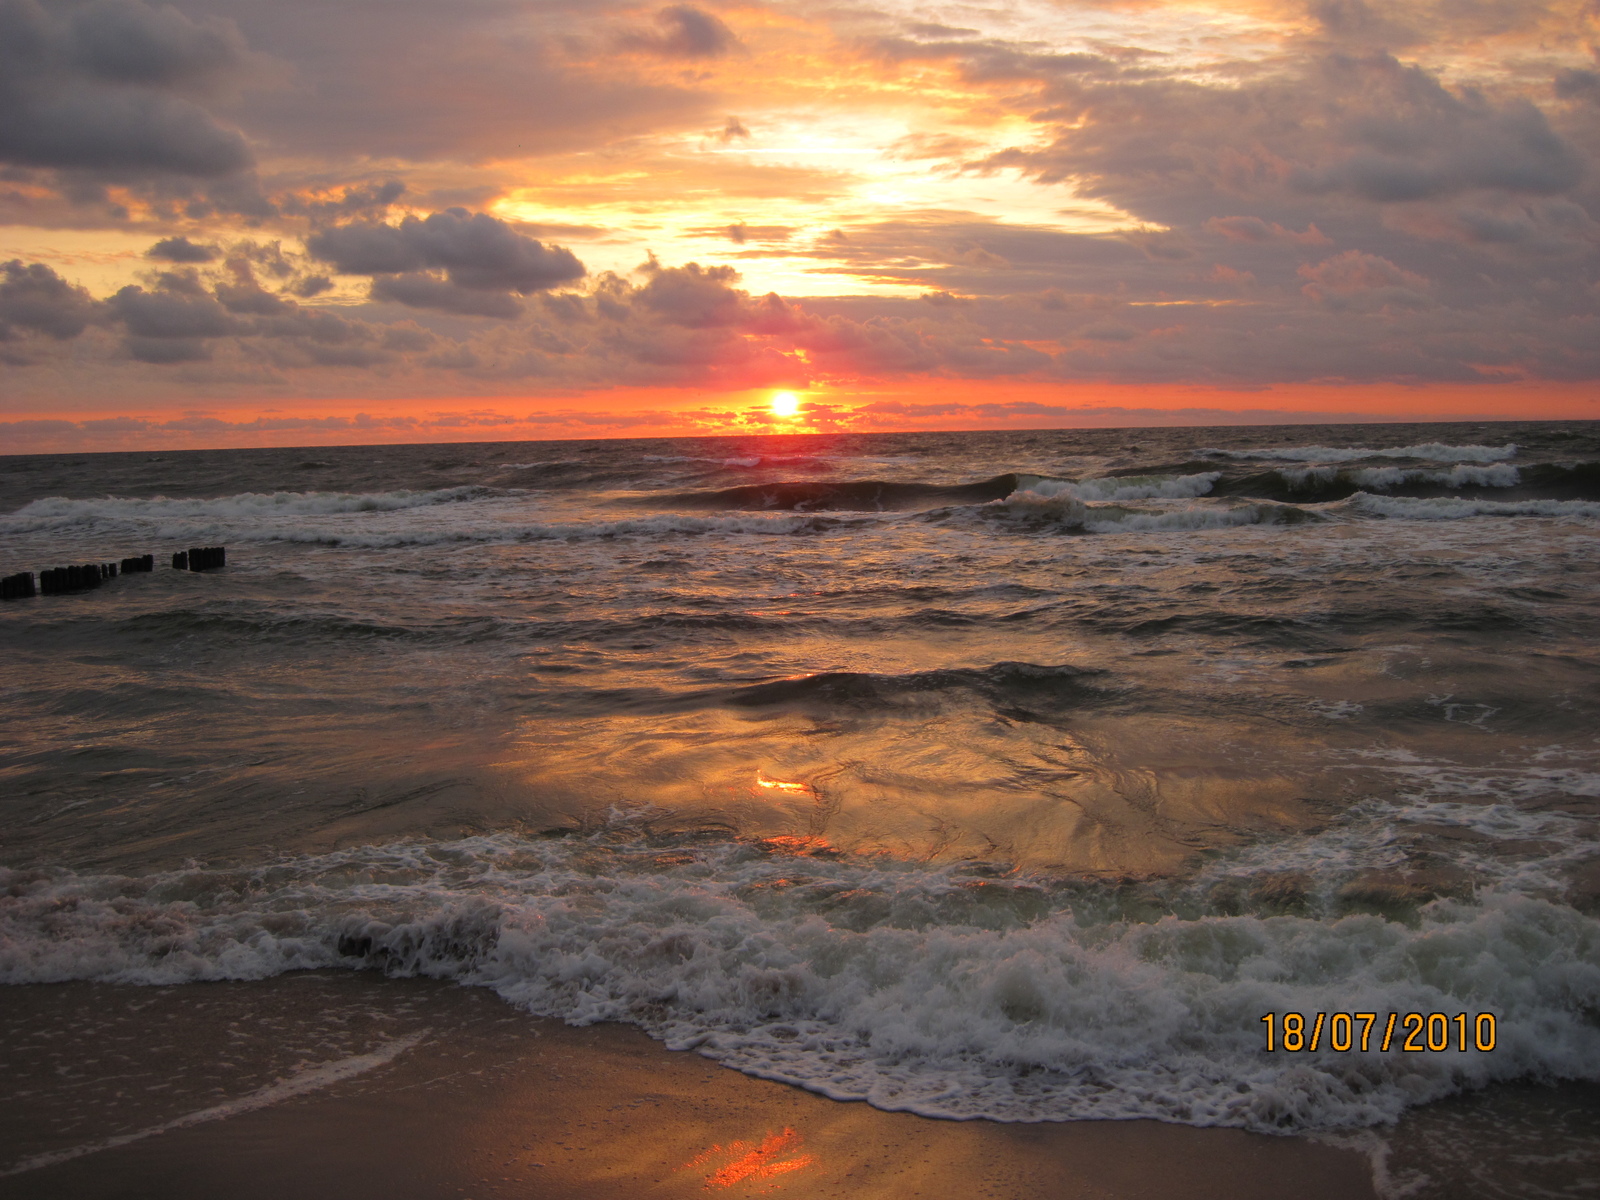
[0,571,36,600]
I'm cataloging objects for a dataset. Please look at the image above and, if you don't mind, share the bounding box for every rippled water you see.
[3,421,1599,1191]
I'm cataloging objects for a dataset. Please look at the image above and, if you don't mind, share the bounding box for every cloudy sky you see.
[2,0,1597,449]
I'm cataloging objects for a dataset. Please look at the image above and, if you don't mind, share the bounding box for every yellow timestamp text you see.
[1260,1011,1496,1052]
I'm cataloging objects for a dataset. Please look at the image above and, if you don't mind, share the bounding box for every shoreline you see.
[0,972,1382,1200]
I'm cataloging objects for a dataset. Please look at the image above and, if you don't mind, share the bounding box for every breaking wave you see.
[3,831,1597,1133]
[261,512,859,548]
[1,487,498,532]
[1278,465,1520,491]
[1199,443,1518,464]
[1347,494,1600,520]
[657,475,1019,512]
[1009,473,1221,503]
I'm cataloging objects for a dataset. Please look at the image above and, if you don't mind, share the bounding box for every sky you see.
[1,0,1598,450]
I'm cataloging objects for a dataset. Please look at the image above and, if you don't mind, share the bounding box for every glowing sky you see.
[2,0,1597,449]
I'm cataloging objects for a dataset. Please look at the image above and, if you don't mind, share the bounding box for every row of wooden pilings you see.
[1,547,227,600]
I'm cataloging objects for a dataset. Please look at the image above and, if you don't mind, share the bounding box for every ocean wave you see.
[3,831,1597,1133]
[1,487,498,531]
[1083,503,1315,532]
[1199,443,1518,464]
[1347,494,1600,520]
[659,475,1019,512]
[641,453,920,470]
[988,483,1313,532]
[1278,465,1521,490]
[1009,472,1221,503]
[715,661,1106,713]
[260,512,857,547]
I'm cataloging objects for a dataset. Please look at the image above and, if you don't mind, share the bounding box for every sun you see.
[769,390,801,418]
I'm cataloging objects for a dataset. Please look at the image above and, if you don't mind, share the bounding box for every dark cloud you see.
[619,5,741,59]
[1122,228,1194,260]
[290,274,332,298]
[1205,217,1331,245]
[68,0,249,88]
[125,333,211,362]
[0,0,253,178]
[1292,86,1583,201]
[1554,68,1600,105]
[974,49,1587,227]
[0,259,104,338]
[283,179,406,221]
[109,282,235,337]
[213,0,710,162]
[635,260,745,327]
[147,235,218,261]
[214,276,287,314]
[306,209,585,307]
[370,273,523,319]
[1308,0,1425,48]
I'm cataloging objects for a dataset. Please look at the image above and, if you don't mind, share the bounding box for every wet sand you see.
[0,972,1379,1200]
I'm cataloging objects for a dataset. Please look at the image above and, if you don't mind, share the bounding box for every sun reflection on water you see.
[755,772,811,794]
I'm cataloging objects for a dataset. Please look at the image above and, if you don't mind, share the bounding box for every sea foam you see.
[1201,444,1518,464]
[1,487,497,532]
[1347,494,1600,520]
[4,832,1595,1134]
[1278,465,1521,490]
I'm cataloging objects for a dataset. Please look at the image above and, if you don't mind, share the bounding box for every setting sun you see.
[770,391,801,418]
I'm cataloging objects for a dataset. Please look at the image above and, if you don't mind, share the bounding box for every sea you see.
[3,420,1599,1196]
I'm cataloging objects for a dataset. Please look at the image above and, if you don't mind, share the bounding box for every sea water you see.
[3,421,1598,1192]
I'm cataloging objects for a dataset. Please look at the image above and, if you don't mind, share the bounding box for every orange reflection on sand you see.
[754,773,811,794]
[681,1126,816,1191]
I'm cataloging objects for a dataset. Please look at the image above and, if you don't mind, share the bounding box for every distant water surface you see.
[3,421,1599,1194]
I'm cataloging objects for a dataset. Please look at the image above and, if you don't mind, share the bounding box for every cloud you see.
[634,260,747,327]
[108,281,235,337]
[67,0,249,88]
[147,236,219,262]
[306,209,585,315]
[0,259,104,339]
[0,0,253,179]
[1298,250,1431,308]
[1292,78,1583,201]
[618,5,742,59]
[1555,68,1600,106]
[974,47,1588,233]
[1205,217,1332,246]
[125,334,211,362]
[370,274,523,319]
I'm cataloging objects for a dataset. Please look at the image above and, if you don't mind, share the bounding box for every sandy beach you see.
[0,972,1380,1200]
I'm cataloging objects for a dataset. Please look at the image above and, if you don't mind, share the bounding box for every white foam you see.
[4,832,1596,1135]
[1347,494,1600,520]
[1202,444,1518,464]
[989,477,1307,533]
[1277,465,1521,489]
[1012,473,1221,503]
[1081,503,1309,532]
[0,485,861,547]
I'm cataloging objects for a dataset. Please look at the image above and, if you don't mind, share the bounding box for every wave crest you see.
[1200,443,1518,464]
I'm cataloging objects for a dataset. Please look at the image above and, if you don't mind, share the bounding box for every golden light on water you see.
[769,391,801,418]
[755,772,811,793]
